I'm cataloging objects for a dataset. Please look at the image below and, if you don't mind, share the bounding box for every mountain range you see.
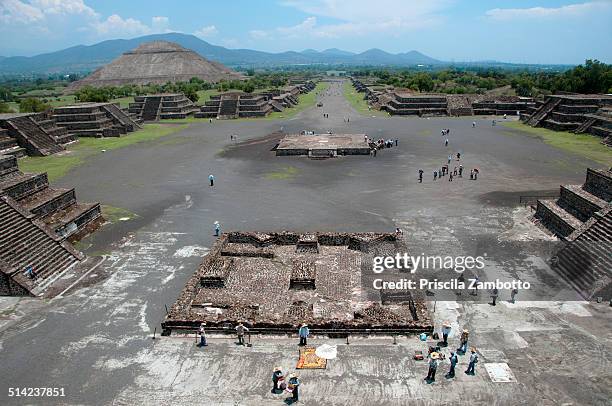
[0,32,442,74]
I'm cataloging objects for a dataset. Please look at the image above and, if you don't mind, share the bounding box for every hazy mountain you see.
[0,32,443,74]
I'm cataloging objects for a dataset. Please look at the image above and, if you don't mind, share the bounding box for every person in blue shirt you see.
[288,373,300,403]
[446,351,458,378]
[208,174,214,186]
[465,347,479,375]
[214,221,221,237]
[298,324,309,346]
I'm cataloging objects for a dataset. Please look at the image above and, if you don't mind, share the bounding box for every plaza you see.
[0,80,610,405]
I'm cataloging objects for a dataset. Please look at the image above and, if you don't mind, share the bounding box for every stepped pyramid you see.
[67,41,243,91]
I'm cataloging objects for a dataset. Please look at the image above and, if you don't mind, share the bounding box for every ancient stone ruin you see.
[129,93,199,120]
[162,231,432,335]
[52,102,141,138]
[0,154,102,296]
[351,78,536,117]
[533,168,612,300]
[66,41,243,91]
[535,168,611,238]
[195,82,315,120]
[521,94,612,146]
[275,133,371,158]
[0,112,73,157]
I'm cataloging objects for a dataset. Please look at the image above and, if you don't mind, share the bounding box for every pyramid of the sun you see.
[68,41,243,90]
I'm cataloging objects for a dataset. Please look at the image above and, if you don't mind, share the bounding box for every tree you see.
[185,87,199,103]
[0,102,14,113]
[19,97,50,112]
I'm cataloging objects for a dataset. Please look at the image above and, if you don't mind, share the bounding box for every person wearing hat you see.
[287,373,300,402]
[298,323,310,346]
[446,351,458,378]
[465,347,479,375]
[235,322,249,346]
[214,221,221,237]
[425,352,440,382]
[272,367,283,394]
[457,329,469,354]
[441,322,451,346]
[197,322,208,347]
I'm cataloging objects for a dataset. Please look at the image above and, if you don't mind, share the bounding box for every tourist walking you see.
[209,174,214,187]
[457,152,461,160]
[491,288,499,306]
[298,323,309,346]
[445,138,449,147]
[433,170,437,180]
[510,288,518,303]
[272,367,284,394]
[235,322,249,346]
[419,169,424,183]
[288,373,300,403]
[214,221,221,237]
[457,329,469,354]
[425,352,440,382]
[197,322,208,347]
[472,121,476,128]
[446,351,458,378]
[447,155,452,164]
[459,165,463,177]
[24,265,37,280]
[395,139,398,146]
[465,348,478,375]
[441,321,451,346]
[453,166,458,176]
[449,173,454,182]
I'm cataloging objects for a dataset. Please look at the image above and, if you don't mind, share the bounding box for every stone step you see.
[0,172,49,200]
[18,187,76,218]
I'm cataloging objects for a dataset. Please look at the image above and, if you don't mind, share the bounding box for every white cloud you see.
[31,0,97,17]
[277,16,317,37]
[0,0,44,23]
[194,25,218,38]
[486,1,611,20]
[151,16,170,32]
[90,14,151,36]
[260,0,450,40]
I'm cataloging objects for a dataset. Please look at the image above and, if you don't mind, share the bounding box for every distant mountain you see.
[0,32,443,74]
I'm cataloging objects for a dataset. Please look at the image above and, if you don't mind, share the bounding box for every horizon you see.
[0,1,611,64]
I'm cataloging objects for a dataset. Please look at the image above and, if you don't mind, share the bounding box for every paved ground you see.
[0,80,611,405]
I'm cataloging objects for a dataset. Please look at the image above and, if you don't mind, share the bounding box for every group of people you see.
[424,323,479,383]
[272,367,301,403]
[416,127,481,183]
[368,137,398,157]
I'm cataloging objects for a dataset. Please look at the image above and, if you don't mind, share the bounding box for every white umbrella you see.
[315,344,338,360]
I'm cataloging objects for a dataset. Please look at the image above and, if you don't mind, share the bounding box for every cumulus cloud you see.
[151,16,170,32]
[194,25,218,38]
[0,0,45,23]
[32,0,97,17]
[90,14,151,36]
[252,0,450,40]
[485,1,611,20]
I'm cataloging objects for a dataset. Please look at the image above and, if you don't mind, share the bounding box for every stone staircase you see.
[551,207,612,300]
[141,96,162,121]
[0,154,102,241]
[0,195,83,296]
[2,115,64,156]
[535,168,611,239]
[102,103,141,131]
[526,97,561,126]
[574,116,597,134]
[218,96,239,119]
[0,128,26,157]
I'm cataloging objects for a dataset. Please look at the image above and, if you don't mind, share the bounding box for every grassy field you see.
[342,80,388,117]
[19,123,187,182]
[501,121,612,166]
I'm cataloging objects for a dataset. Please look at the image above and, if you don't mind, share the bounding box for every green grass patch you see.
[19,123,187,182]
[264,165,299,180]
[101,205,139,224]
[109,96,135,108]
[342,80,388,117]
[264,82,330,120]
[501,121,612,166]
[417,129,433,137]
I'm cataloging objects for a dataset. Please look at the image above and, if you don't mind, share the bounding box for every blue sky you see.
[0,0,610,64]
